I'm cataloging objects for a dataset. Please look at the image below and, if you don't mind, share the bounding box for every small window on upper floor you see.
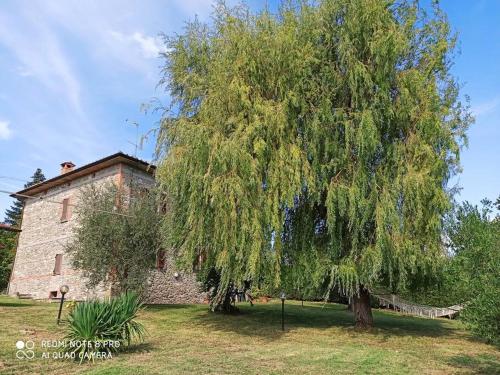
[156,250,166,270]
[53,254,62,275]
[60,198,70,222]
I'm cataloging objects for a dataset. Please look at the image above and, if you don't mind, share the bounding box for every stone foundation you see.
[143,257,207,304]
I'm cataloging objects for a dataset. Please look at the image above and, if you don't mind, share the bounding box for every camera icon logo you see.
[15,340,35,360]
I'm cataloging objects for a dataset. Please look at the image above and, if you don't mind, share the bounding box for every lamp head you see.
[280,291,286,301]
[59,284,69,295]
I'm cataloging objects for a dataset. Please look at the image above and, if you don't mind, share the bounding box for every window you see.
[156,250,166,270]
[53,254,62,275]
[193,252,206,272]
[49,291,57,299]
[60,198,70,222]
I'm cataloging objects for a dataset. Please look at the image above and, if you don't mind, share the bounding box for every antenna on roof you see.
[125,120,141,157]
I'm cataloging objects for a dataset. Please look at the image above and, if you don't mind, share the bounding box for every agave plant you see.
[108,292,146,346]
[65,292,146,362]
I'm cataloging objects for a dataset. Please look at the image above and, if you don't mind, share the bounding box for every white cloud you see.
[110,30,165,60]
[0,10,82,114]
[132,32,164,58]
[0,0,220,87]
[26,2,166,81]
[472,96,500,117]
[0,120,12,140]
[16,66,33,77]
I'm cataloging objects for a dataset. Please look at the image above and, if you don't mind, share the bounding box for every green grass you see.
[0,295,498,374]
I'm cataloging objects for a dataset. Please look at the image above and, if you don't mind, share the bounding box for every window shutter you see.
[54,254,62,275]
[157,250,166,270]
[193,252,206,272]
[60,198,70,222]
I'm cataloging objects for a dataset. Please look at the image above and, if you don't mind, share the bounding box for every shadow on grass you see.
[145,304,198,311]
[448,354,500,374]
[191,301,459,341]
[0,301,36,307]
[119,342,154,354]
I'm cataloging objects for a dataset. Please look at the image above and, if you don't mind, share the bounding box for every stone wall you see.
[8,165,120,301]
[143,255,207,304]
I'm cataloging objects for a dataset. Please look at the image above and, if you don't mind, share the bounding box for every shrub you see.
[461,288,500,346]
[65,292,146,361]
[447,200,500,345]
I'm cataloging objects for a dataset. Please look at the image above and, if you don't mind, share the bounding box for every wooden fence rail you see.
[373,294,464,319]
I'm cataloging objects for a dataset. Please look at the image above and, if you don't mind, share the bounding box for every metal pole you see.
[57,293,66,325]
[281,299,285,331]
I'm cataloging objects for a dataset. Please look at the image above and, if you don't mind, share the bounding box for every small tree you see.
[66,183,161,294]
[0,230,16,291]
[4,168,46,226]
[2,168,46,291]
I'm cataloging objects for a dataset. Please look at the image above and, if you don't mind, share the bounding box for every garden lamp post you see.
[57,284,69,325]
[280,291,286,331]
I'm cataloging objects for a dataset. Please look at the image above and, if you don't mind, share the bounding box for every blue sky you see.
[0,0,499,218]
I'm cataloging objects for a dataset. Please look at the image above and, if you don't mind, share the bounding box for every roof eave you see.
[15,152,156,197]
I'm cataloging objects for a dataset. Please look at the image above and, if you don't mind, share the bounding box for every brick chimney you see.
[60,161,75,174]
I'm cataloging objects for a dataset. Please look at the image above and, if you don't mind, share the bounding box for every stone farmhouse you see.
[7,152,205,304]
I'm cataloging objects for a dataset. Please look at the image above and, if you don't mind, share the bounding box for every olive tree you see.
[66,183,161,294]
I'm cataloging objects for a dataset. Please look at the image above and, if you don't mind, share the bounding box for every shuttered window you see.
[193,252,206,273]
[60,198,70,222]
[53,254,62,275]
[156,250,166,270]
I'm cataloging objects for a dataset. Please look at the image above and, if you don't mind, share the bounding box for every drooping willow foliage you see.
[156,0,471,308]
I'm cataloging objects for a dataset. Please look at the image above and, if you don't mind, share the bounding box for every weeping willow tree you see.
[156,0,471,327]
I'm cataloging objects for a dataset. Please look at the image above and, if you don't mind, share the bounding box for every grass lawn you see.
[0,295,498,374]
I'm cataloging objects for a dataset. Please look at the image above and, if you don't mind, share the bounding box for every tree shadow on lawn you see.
[0,301,37,307]
[119,342,154,355]
[145,304,198,311]
[192,301,460,341]
[448,354,500,375]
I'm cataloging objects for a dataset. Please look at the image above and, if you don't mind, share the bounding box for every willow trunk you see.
[352,286,373,328]
[213,287,238,313]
